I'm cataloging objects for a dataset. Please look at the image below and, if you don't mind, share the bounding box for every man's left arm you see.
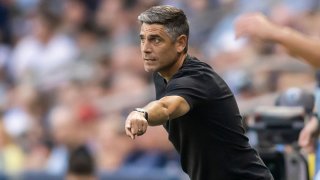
[125,95,190,139]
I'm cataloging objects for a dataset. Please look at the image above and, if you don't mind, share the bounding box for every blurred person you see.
[0,3,14,114]
[95,114,134,172]
[94,0,140,45]
[49,105,86,149]
[23,139,53,172]
[75,22,105,61]
[46,105,85,175]
[0,1,13,45]
[92,55,113,91]
[10,8,78,90]
[125,125,180,171]
[71,22,115,93]
[202,0,278,59]
[235,12,320,179]
[124,5,273,180]
[65,145,96,180]
[235,13,320,68]
[275,87,317,152]
[61,0,90,35]
[183,0,226,48]
[111,44,148,79]
[2,83,47,148]
[0,120,24,176]
[3,83,52,149]
[55,81,84,109]
[100,71,151,114]
[234,12,320,149]
[55,80,101,124]
[110,69,148,95]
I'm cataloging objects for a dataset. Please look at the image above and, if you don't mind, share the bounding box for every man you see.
[125,5,273,180]
[65,145,96,180]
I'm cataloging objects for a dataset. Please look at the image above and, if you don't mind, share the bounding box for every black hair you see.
[67,145,95,175]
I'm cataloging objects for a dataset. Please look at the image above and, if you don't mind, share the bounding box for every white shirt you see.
[10,34,78,89]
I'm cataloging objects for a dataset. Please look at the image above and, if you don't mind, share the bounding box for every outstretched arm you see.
[235,13,320,68]
[125,95,190,139]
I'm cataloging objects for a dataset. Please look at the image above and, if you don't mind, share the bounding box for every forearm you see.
[142,96,190,126]
[125,96,189,139]
[273,27,320,68]
[143,100,170,126]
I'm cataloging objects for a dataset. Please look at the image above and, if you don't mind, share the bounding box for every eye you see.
[140,37,145,44]
[153,37,161,44]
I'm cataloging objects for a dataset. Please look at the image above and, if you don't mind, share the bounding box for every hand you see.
[298,116,319,153]
[125,111,148,139]
[234,13,278,40]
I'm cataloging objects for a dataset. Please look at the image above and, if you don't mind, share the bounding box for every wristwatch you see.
[134,108,149,121]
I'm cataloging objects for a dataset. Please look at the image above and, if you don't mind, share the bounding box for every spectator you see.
[95,114,134,172]
[235,11,320,179]
[65,145,96,180]
[235,13,320,68]
[9,8,78,90]
[0,120,24,176]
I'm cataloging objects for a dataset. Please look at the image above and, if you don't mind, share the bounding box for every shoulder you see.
[183,55,212,71]
[172,55,217,82]
[14,36,39,50]
[170,55,231,93]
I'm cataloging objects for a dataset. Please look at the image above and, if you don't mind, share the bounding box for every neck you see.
[159,53,187,82]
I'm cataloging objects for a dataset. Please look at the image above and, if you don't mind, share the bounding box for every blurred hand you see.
[125,111,148,139]
[234,13,278,40]
[298,116,319,153]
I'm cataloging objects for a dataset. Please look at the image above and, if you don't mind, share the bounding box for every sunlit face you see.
[139,23,179,73]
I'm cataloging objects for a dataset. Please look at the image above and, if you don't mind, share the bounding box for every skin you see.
[65,174,96,180]
[125,23,190,139]
[235,13,320,152]
[235,13,320,68]
[298,116,318,153]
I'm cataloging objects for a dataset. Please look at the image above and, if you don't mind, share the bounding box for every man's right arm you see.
[125,95,190,139]
[235,13,320,68]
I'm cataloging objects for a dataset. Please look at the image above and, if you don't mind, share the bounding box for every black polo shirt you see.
[153,55,273,180]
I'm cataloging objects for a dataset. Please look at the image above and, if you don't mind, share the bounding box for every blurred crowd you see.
[0,0,319,179]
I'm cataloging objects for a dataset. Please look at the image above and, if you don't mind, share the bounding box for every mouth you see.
[144,58,156,61]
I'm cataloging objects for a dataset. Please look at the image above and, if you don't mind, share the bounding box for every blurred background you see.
[0,0,319,179]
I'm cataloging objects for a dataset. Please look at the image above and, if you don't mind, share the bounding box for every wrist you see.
[134,108,149,122]
[272,26,291,43]
[307,116,319,132]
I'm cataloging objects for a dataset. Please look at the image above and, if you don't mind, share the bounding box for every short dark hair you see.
[138,5,189,53]
[67,145,95,176]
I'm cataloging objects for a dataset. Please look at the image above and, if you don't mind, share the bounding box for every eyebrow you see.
[139,34,162,39]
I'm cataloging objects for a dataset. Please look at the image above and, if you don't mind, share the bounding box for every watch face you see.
[136,108,144,112]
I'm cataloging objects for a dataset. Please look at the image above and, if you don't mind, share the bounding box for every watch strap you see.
[134,108,149,121]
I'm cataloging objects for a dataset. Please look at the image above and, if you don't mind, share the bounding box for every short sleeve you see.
[165,73,213,110]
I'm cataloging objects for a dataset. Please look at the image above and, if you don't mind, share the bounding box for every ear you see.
[175,35,187,53]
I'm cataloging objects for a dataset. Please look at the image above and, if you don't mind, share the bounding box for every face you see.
[66,174,96,180]
[139,23,180,73]
[32,17,52,42]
